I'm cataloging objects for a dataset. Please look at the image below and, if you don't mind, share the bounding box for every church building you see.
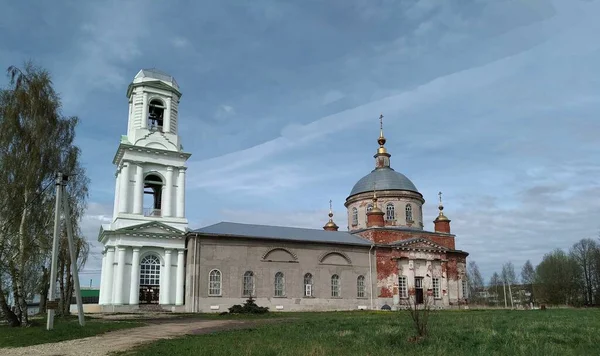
[98,69,469,313]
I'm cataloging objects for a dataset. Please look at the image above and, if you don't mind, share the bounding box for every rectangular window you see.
[209,270,222,296]
[331,275,340,297]
[357,276,365,298]
[433,278,440,299]
[274,272,285,297]
[399,276,408,298]
[242,272,254,297]
[305,284,312,297]
[462,280,468,299]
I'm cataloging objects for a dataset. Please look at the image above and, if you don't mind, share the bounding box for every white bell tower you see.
[98,69,191,310]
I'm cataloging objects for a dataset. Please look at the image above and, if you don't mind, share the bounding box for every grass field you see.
[0,315,144,348]
[119,308,600,356]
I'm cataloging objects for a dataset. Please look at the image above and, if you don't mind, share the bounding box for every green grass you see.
[0,315,144,348]
[118,309,600,356]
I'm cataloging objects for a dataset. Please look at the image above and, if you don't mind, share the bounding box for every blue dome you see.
[349,167,419,197]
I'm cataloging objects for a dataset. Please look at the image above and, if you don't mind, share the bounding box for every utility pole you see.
[46,173,85,330]
[502,279,508,309]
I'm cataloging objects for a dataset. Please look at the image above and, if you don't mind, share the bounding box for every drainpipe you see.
[369,243,375,310]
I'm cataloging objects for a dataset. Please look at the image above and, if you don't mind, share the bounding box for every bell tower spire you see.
[375,113,391,169]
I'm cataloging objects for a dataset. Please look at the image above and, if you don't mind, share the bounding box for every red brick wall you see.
[434,220,451,233]
[355,229,456,249]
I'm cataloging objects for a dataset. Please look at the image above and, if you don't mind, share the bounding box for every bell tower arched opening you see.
[144,174,163,217]
[148,99,165,131]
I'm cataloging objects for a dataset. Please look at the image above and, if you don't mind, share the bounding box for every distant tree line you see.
[467,237,600,307]
[0,61,89,327]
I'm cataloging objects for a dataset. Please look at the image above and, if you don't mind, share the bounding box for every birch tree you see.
[0,61,88,326]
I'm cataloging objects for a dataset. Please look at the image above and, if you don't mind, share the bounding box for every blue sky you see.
[1,0,599,287]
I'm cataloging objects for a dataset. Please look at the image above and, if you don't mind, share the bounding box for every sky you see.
[1,0,599,287]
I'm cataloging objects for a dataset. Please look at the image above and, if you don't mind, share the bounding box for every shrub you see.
[227,297,269,314]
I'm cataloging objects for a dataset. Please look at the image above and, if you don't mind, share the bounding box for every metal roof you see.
[349,167,419,197]
[134,68,179,89]
[193,222,372,246]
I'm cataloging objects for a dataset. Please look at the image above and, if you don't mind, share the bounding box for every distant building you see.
[98,69,469,312]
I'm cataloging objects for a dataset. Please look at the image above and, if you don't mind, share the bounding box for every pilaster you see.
[163,249,172,305]
[129,248,141,305]
[176,249,185,305]
[176,167,186,218]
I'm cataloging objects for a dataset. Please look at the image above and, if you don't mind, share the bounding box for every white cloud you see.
[215,104,236,120]
[172,37,191,48]
[78,202,113,287]
[322,90,345,105]
[57,0,150,108]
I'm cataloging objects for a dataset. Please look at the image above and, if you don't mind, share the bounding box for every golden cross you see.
[379,114,384,131]
[329,199,332,212]
[438,191,443,204]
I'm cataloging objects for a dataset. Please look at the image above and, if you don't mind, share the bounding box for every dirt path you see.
[0,319,275,356]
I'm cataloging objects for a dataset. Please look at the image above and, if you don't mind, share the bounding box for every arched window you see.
[143,174,163,217]
[405,204,413,222]
[352,208,358,226]
[366,204,373,219]
[386,203,395,221]
[357,275,366,298]
[331,274,340,297]
[140,255,160,286]
[148,99,165,130]
[304,273,313,297]
[242,271,254,297]
[208,269,222,296]
[274,272,285,297]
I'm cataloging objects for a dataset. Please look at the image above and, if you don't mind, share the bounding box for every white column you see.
[129,248,140,305]
[175,250,185,305]
[127,100,133,136]
[132,164,144,215]
[163,249,172,305]
[164,97,172,133]
[176,168,186,218]
[163,166,174,217]
[112,172,120,221]
[114,246,126,305]
[99,250,107,304]
[141,92,148,129]
[118,163,130,214]
[104,247,115,304]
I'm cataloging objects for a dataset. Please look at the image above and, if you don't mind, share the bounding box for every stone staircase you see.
[138,303,169,313]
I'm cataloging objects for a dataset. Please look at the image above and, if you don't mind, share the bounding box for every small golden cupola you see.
[434,191,452,233]
[366,187,385,228]
[323,200,340,231]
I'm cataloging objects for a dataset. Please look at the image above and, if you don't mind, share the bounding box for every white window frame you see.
[242,271,254,297]
[303,273,313,297]
[208,269,222,296]
[399,276,408,298]
[433,277,441,299]
[386,203,395,221]
[351,208,358,226]
[405,204,413,222]
[331,274,340,297]
[140,255,161,286]
[357,275,366,298]
[274,272,285,297]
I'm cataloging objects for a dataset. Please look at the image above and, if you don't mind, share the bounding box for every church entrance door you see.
[139,255,161,304]
[415,277,424,304]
